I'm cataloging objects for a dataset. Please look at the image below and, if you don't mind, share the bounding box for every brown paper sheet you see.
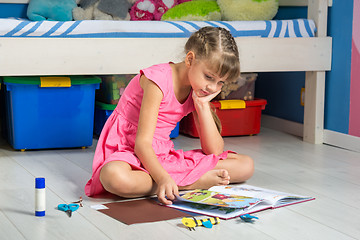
[98,198,192,225]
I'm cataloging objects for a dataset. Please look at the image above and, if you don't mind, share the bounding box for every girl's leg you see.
[180,153,254,190]
[99,161,156,198]
[213,153,254,183]
[100,153,253,197]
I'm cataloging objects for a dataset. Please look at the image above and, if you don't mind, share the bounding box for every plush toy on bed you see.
[129,0,157,20]
[161,0,278,21]
[217,0,279,21]
[130,0,185,21]
[161,0,221,21]
[73,0,136,20]
[27,0,77,21]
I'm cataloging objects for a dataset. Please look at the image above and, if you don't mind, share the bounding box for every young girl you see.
[85,26,254,205]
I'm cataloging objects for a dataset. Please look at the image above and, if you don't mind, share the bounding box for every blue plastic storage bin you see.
[169,122,180,138]
[2,76,101,150]
[94,101,180,138]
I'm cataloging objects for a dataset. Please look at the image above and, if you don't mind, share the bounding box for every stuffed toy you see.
[153,0,178,20]
[162,0,278,21]
[161,0,221,21]
[27,0,77,21]
[129,0,154,20]
[73,0,136,20]
[130,0,180,21]
[177,0,191,3]
[217,0,279,21]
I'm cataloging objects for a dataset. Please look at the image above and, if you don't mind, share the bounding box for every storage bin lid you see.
[2,76,101,86]
[95,101,117,111]
[212,98,267,110]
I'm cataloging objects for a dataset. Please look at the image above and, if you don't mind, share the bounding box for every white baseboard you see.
[323,130,360,152]
[261,114,303,137]
[262,114,360,153]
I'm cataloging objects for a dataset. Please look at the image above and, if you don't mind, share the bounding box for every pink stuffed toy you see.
[130,0,183,20]
[153,0,176,20]
[177,0,191,4]
[130,0,156,20]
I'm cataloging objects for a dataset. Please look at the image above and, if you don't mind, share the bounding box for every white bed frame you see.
[0,0,332,144]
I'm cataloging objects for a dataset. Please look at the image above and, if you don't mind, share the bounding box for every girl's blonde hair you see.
[185,26,240,82]
[185,26,240,133]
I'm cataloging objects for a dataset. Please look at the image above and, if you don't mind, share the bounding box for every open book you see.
[167,184,315,219]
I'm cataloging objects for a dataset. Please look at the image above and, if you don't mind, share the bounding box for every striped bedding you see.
[0,18,316,38]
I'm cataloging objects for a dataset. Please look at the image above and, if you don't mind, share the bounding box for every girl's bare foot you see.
[180,169,230,190]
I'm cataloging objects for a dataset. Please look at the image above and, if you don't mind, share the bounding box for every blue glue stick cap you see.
[35,177,45,188]
[35,211,45,217]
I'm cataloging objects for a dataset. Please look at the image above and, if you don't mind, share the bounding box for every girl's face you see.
[188,59,227,97]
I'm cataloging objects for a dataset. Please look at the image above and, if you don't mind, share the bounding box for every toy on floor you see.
[240,214,259,223]
[182,217,220,231]
[57,203,79,217]
[27,0,77,21]
[73,0,136,20]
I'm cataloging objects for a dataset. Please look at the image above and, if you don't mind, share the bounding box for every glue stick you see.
[35,177,45,217]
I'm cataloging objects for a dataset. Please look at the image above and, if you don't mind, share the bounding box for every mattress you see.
[0,18,316,38]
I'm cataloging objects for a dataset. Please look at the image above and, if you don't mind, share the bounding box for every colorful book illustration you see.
[168,184,315,220]
[177,189,262,209]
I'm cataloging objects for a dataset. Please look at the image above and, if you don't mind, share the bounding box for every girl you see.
[85,26,254,205]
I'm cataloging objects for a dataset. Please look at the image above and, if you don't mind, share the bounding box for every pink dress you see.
[85,63,231,196]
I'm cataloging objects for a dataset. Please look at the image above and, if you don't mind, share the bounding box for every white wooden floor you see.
[1,127,360,240]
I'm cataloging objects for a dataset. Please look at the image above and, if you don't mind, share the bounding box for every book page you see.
[209,184,312,207]
[167,185,314,219]
[177,189,263,209]
[168,200,248,219]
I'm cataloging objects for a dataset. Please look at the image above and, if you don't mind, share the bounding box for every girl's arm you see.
[192,90,225,155]
[134,75,179,205]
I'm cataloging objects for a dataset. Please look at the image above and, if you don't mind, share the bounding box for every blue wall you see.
[255,7,308,123]
[325,1,353,134]
[255,2,354,135]
[256,72,305,122]
[0,4,27,18]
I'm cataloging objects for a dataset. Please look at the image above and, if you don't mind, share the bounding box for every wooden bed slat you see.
[0,37,331,76]
[279,0,332,7]
[237,37,332,73]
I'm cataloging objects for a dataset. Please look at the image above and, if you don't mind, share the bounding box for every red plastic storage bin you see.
[180,99,267,137]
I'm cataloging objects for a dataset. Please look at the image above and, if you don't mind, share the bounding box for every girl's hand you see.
[156,175,179,205]
[192,90,221,109]
[191,89,224,155]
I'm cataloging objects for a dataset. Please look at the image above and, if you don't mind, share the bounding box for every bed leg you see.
[308,0,329,37]
[303,71,325,144]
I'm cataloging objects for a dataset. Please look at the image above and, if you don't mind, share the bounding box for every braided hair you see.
[185,26,240,82]
[185,27,240,134]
